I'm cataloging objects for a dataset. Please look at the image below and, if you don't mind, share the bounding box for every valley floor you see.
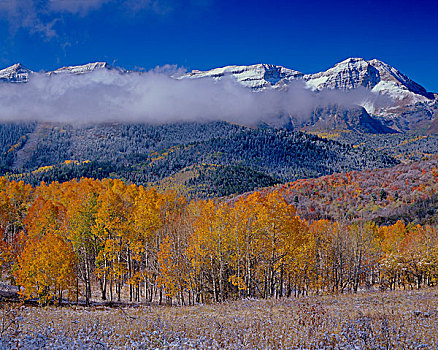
[1,288,437,349]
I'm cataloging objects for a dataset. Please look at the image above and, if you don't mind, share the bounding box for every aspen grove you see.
[0,177,438,306]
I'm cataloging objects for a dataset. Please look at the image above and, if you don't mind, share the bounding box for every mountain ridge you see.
[0,58,437,134]
[1,57,435,96]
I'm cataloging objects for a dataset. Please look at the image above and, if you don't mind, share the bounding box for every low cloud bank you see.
[0,69,392,125]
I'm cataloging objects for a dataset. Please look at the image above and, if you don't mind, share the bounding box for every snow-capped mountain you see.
[0,62,116,82]
[0,59,436,133]
[0,63,33,83]
[1,59,434,104]
[183,64,303,89]
[181,58,437,132]
[182,58,435,105]
[49,62,119,75]
[303,57,434,104]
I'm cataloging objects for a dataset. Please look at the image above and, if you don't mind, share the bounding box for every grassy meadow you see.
[1,288,437,349]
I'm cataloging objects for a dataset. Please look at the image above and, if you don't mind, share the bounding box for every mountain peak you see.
[336,57,388,67]
[2,62,32,72]
[0,63,33,83]
[52,61,112,75]
[10,62,24,69]
[368,58,386,65]
[183,63,303,89]
[336,57,368,65]
[304,57,433,102]
[0,59,435,105]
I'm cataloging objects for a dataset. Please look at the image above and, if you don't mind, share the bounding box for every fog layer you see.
[0,69,392,125]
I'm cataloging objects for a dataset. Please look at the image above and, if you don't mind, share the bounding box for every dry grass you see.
[1,288,438,349]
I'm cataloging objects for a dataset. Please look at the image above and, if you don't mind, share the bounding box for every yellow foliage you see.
[15,232,76,304]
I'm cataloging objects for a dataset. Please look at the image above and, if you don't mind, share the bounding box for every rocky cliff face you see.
[299,105,395,134]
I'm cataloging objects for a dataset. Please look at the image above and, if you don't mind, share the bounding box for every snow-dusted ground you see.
[1,288,437,349]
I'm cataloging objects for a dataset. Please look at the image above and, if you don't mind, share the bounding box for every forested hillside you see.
[10,121,243,170]
[154,164,281,198]
[259,156,438,225]
[0,122,36,172]
[132,128,397,182]
[2,121,399,198]
[336,131,438,162]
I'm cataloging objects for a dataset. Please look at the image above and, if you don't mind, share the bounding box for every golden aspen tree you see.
[401,224,438,288]
[157,233,191,305]
[63,179,103,304]
[15,195,75,304]
[15,232,76,305]
[186,200,211,303]
[227,197,250,298]
[308,220,333,294]
[93,179,130,302]
[378,221,408,289]
[157,235,178,300]
[189,199,225,302]
[253,192,307,298]
[348,221,379,292]
[235,193,264,298]
[157,189,189,304]
[131,185,163,302]
[0,179,33,282]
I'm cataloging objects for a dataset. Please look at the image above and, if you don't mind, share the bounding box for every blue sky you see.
[1,0,437,91]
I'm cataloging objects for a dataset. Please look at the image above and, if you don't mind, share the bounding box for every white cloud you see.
[0,68,393,125]
[0,0,58,38]
[48,0,111,15]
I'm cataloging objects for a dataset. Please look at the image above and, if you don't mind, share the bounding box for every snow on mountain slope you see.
[304,57,434,104]
[1,59,433,104]
[49,62,118,75]
[182,64,303,89]
[183,58,437,132]
[0,59,436,133]
[0,62,117,82]
[0,63,33,83]
[182,58,435,106]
